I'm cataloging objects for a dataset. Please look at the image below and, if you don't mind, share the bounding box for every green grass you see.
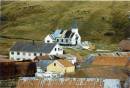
[1,1,130,55]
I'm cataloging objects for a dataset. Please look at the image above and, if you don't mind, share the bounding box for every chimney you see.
[32,40,35,45]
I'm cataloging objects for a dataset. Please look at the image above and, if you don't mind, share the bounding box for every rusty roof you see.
[57,59,74,67]
[35,55,60,60]
[35,55,52,60]
[16,78,104,88]
[84,67,128,81]
[119,39,130,51]
[92,56,129,67]
[0,55,12,62]
[68,67,128,81]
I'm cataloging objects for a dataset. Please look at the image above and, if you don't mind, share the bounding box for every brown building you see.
[92,56,130,67]
[0,56,15,79]
[0,55,36,80]
[119,39,130,51]
[15,61,36,77]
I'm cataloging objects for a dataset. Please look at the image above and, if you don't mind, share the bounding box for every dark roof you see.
[10,41,57,53]
[70,33,75,38]
[60,30,64,34]
[65,30,72,38]
[36,60,53,71]
[119,39,130,51]
[0,55,10,62]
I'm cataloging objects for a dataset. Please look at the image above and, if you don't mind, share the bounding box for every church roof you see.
[52,29,63,38]
[64,30,72,38]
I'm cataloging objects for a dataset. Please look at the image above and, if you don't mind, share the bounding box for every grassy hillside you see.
[1,1,130,55]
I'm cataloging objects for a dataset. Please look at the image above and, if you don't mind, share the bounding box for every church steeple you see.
[71,19,78,33]
[71,19,78,29]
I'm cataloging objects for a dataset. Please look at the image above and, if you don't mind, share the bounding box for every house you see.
[34,55,72,78]
[44,34,54,43]
[9,41,63,61]
[47,59,75,74]
[16,78,122,88]
[119,39,130,51]
[44,20,81,46]
[34,55,59,72]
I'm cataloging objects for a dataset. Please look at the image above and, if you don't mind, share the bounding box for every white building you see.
[9,41,63,61]
[44,35,54,43]
[44,20,81,46]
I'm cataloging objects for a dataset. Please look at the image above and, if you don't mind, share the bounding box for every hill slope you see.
[0,1,130,55]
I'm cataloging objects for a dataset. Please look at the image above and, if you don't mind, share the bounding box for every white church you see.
[44,20,81,46]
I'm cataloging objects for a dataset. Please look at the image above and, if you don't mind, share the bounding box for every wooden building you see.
[47,59,75,74]
[0,56,36,80]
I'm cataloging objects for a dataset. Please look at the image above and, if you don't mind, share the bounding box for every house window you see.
[54,63,56,66]
[61,39,63,42]
[17,58,20,60]
[66,39,68,43]
[47,40,50,43]
[55,48,57,51]
[75,36,79,40]
[17,52,20,55]
[28,53,31,56]
[40,53,42,56]
[57,39,59,42]
[34,53,37,56]
[11,52,14,54]
[58,48,60,51]
[23,52,26,55]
